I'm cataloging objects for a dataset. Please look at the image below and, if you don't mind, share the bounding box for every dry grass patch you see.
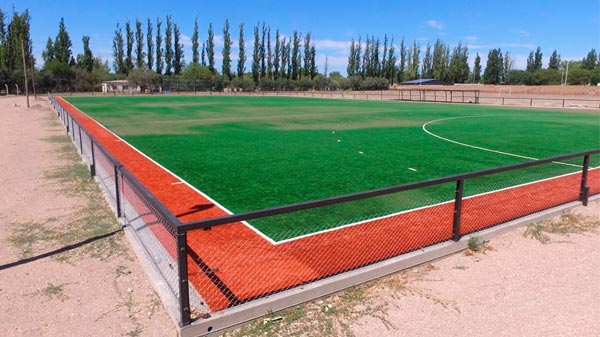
[524,212,599,244]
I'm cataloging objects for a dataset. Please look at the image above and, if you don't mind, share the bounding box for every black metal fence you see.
[49,93,599,331]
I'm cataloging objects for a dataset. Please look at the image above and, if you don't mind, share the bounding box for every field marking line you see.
[422,115,581,168]
[61,99,279,245]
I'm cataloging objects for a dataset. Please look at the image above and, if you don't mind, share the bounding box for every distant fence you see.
[54,88,600,109]
[49,93,599,336]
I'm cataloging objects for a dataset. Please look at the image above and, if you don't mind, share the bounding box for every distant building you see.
[101,80,130,93]
[399,78,447,85]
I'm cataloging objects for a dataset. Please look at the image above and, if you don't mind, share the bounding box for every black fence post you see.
[580,155,590,206]
[177,230,192,326]
[452,179,464,241]
[114,165,122,217]
[78,125,83,154]
[90,141,96,177]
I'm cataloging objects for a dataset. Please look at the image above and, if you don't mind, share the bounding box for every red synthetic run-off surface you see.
[56,97,599,312]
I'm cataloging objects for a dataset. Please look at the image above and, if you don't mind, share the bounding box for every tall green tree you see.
[534,46,543,70]
[526,51,535,71]
[164,15,173,75]
[303,32,312,78]
[448,42,469,83]
[207,23,215,73]
[260,23,266,78]
[431,39,448,81]
[291,30,301,80]
[42,37,54,63]
[548,50,560,70]
[273,28,281,79]
[409,40,419,80]
[483,48,503,84]
[472,53,481,83]
[155,17,163,74]
[112,23,125,74]
[125,20,134,73]
[252,23,260,83]
[309,42,317,80]
[54,18,72,65]
[422,43,432,78]
[192,17,199,64]
[280,36,288,79]
[201,41,206,66]
[266,26,272,80]
[135,19,144,69]
[237,23,246,78]
[347,38,357,77]
[397,37,407,82]
[581,48,597,69]
[0,8,6,69]
[361,36,370,77]
[146,18,154,71]
[80,36,94,72]
[5,9,32,72]
[173,23,184,74]
[354,36,362,76]
[222,18,232,79]
[384,36,396,84]
[503,51,515,83]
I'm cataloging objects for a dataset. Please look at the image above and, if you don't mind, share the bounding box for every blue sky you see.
[4,0,599,74]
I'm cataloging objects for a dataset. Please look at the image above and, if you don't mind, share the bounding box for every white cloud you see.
[314,39,351,51]
[180,34,193,47]
[426,20,443,30]
[465,36,478,42]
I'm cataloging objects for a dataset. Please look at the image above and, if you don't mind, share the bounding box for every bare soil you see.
[0,95,175,337]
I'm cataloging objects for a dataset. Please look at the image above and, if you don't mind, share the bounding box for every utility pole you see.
[564,61,570,86]
[20,37,30,108]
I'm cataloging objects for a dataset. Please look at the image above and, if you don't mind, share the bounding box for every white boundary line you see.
[421,115,582,168]
[61,99,278,245]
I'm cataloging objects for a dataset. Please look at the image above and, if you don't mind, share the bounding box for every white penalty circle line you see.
[421,115,582,168]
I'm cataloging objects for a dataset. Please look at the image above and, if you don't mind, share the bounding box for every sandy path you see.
[351,201,600,337]
[0,95,175,337]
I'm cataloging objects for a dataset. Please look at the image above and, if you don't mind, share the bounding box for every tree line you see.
[2,5,600,94]
[106,16,320,92]
[346,36,470,89]
[482,47,600,85]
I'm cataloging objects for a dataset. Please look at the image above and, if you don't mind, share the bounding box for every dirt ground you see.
[0,94,598,337]
[0,95,175,337]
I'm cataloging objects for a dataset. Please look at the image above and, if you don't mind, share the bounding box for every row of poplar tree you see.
[109,17,318,88]
[1,6,600,94]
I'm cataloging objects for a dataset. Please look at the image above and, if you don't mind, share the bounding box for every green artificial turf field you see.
[65,95,600,240]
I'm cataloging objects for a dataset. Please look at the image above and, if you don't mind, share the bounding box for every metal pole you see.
[580,155,590,206]
[90,141,96,177]
[452,179,464,241]
[78,125,83,154]
[114,165,122,217]
[177,230,192,326]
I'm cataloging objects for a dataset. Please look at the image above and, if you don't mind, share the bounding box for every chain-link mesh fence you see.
[181,153,598,316]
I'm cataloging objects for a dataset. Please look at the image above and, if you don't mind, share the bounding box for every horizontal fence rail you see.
[48,93,600,333]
